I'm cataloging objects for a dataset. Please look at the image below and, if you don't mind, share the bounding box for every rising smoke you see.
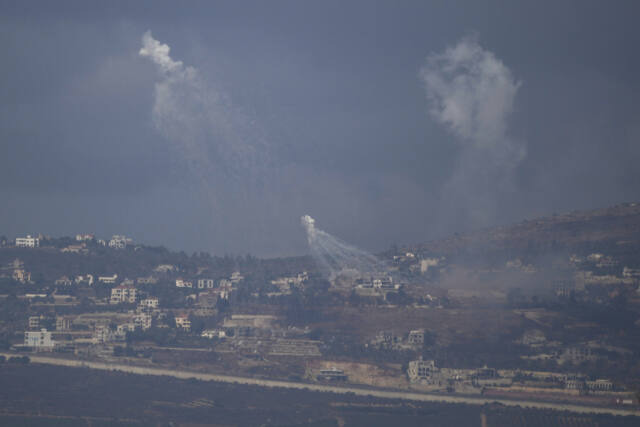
[420,36,526,227]
[301,215,385,280]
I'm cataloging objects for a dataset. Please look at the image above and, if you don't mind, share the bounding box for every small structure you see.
[316,367,347,382]
[175,314,191,331]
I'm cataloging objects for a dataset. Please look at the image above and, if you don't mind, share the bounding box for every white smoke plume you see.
[301,215,385,280]
[139,30,269,188]
[139,31,274,250]
[420,36,525,225]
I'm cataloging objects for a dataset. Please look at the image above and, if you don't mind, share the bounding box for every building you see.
[197,278,214,289]
[12,268,31,284]
[175,314,191,331]
[28,315,44,330]
[56,316,74,331]
[139,298,159,310]
[408,329,426,346]
[137,276,158,285]
[175,278,193,288]
[110,284,137,304]
[16,235,39,248]
[586,379,613,392]
[407,358,439,383]
[98,274,118,284]
[134,313,152,330]
[24,329,54,351]
[75,233,94,241]
[230,271,244,284]
[316,368,347,382]
[201,329,226,339]
[75,274,94,286]
[108,235,132,249]
[55,276,73,286]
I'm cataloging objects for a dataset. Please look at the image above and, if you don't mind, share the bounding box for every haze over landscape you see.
[2,1,640,256]
[3,2,640,426]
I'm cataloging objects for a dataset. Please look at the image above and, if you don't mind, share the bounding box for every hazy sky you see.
[2,1,640,256]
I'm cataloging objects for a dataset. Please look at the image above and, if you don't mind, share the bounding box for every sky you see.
[1,1,640,257]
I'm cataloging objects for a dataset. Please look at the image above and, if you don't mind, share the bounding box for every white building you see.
[201,329,226,339]
[407,358,439,383]
[110,284,137,304]
[175,279,193,288]
[75,233,94,241]
[197,278,214,289]
[16,235,39,248]
[108,235,132,249]
[24,329,54,350]
[98,274,118,284]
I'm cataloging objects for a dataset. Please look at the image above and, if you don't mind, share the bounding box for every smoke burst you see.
[301,215,384,280]
[420,36,525,226]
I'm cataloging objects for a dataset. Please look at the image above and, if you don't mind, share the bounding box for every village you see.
[2,219,640,412]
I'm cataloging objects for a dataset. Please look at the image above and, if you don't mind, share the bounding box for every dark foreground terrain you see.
[0,364,637,427]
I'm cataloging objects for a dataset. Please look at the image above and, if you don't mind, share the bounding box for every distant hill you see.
[409,202,640,258]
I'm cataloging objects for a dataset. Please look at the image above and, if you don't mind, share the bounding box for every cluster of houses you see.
[406,357,621,398]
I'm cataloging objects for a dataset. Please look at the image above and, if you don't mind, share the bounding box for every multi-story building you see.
[28,315,44,330]
[16,235,39,248]
[24,329,54,351]
[408,329,426,345]
[75,233,95,242]
[110,284,137,304]
[134,313,152,330]
[197,278,214,289]
[56,316,74,331]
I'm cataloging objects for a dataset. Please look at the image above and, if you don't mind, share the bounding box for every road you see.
[2,352,638,417]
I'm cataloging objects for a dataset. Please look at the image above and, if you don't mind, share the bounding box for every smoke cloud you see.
[420,37,525,226]
[301,214,385,280]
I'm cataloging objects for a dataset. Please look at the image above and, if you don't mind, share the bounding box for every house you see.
[139,298,159,310]
[12,268,31,284]
[230,271,244,284]
[16,235,39,248]
[197,278,214,289]
[98,274,118,284]
[24,329,54,351]
[175,278,193,288]
[110,284,137,304]
[134,313,152,330]
[175,314,191,331]
[408,329,426,345]
[316,368,347,382]
[108,235,132,249]
[55,276,73,286]
[61,244,88,254]
[137,276,158,285]
[201,329,226,339]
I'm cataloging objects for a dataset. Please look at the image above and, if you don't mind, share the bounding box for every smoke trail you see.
[301,215,385,281]
[139,31,277,250]
[420,36,525,226]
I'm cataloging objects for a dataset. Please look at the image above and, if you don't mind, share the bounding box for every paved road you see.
[2,353,638,417]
